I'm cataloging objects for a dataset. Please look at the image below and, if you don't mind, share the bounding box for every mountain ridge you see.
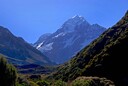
[51,11,128,86]
[35,15,106,64]
[0,26,53,65]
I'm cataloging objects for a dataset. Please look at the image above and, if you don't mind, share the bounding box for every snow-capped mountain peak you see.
[72,15,84,20]
[34,16,106,64]
[66,15,87,25]
[58,15,90,33]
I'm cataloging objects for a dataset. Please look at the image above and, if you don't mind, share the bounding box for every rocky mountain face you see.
[0,26,53,65]
[52,11,128,86]
[34,15,106,64]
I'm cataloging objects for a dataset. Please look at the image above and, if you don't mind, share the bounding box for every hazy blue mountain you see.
[0,26,53,65]
[35,15,106,64]
[34,33,51,45]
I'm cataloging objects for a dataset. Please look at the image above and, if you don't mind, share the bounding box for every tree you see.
[0,55,17,86]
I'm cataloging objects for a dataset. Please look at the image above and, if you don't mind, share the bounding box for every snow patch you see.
[36,42,44,49]
[54,32,66,38]
[39,42,54,51]
[72,15,77,18]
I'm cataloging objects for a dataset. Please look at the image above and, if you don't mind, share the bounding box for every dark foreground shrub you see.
[53,80,67,86]
[37,80,50,86]
[0,55,17,86]
[71,76,115,86]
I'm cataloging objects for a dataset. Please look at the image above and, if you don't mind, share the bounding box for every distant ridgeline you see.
[51,11,128,86]
[0,26,53,66]
[34,15,106,64]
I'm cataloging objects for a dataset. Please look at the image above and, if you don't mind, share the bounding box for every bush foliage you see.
[0,55,17,86]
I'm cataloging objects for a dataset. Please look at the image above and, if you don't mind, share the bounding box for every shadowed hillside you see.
[52,11,128,86]
[0,27,53,65]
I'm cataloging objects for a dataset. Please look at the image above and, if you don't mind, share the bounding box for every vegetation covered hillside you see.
[0,26,53,65]
[0,55,17,86]
[52,11,128,86]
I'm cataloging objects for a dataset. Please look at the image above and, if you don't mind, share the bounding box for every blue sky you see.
[0,0,128,43]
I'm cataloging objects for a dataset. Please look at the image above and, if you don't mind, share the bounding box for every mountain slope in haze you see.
[52,11,128,86]
[0,26,52,65]
[35,15,106,64]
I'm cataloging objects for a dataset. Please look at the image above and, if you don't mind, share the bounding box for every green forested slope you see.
[52,11,128,86]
